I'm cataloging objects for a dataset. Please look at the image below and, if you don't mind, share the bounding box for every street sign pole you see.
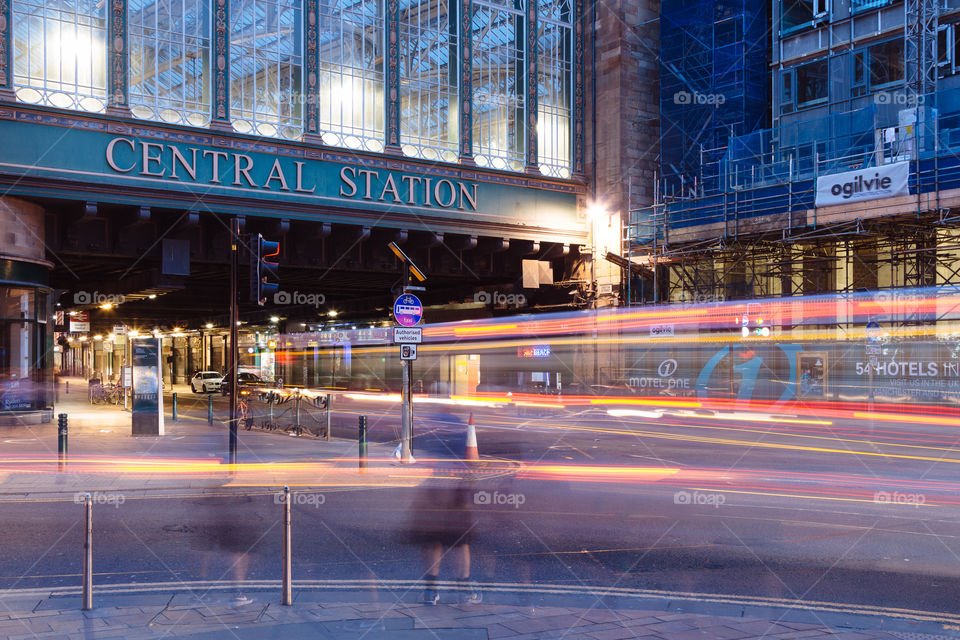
[401,354,412,463]
[394,291,424,464]
[228,218,240,466]
[388,241,426,465]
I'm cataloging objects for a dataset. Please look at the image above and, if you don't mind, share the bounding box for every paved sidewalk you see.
[0,379,408,498]
[0,586,951,640]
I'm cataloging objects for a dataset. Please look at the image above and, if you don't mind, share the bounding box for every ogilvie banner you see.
[815,161,910,207]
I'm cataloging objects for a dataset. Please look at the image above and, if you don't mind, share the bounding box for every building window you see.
[12,0,108,111]
[472,0,525,171]
[537,0,572,178]
[850,0,891,15]
[780,70,794,114]
[129,0,211,127]
[318,0,384,152]
[796,59,827,107]
[230,0,303,140]
[938,24,959,79]
[868,38,903,90]
[399,0,458,161]
[780,0,827,36]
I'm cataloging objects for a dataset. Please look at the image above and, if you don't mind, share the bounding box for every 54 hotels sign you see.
[0,116,582,235]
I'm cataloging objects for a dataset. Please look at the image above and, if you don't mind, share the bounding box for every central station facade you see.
[0,0,636,421]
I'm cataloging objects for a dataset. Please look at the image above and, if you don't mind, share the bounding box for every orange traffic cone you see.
[465,413,479,462]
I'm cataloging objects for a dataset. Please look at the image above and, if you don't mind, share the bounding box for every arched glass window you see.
[472,0,524,171]
[537,0,571,177]
[318,0,384,151]
[129,0,211,127]
[12,0,107,111]
[399,0,458,161]
[230,0,303,140]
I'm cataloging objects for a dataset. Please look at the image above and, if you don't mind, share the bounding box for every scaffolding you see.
[658,0,768,198]
[628,1,952,311]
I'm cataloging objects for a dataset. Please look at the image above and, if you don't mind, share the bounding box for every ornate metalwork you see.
[525,0,538,172]
[109,0,127,107]
[385,0,401,150]
[458,0,472,162]
[0,0,9,90]
[213,0,229,122]
[573,0,584,175]
[305,0,319,136]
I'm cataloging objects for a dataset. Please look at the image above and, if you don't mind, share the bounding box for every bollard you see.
[207,393,213,426]
[282,486,292,605]
[269,393,275,429]
[58,413,68,471]
[325,394,332,441]
[358,415,367,470]
[66,381,69,395]
[294,393,301,435]
[82,493,93,610]
[171,392,178,422]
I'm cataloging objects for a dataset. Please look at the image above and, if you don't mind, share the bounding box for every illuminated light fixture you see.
[128,330,139,337]
[79,335,88,341]
[100,303,113,310]
[68,311,77,316]
[148,294,157,300]
[107,333,115,340]
[236,321,242,326]
[205,323,214,329]
[586,199,608,220]
[66,336,74,342]
[327,310,338,317]
[247,347,255,354]
[270,316,280,324]
[93,335,103,340]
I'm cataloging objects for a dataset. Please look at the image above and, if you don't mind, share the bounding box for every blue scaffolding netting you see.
[659,0,768,201]
[632,86,960,244]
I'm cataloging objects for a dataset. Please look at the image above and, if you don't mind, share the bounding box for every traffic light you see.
[739,314,771,338]
[250,234,280,305]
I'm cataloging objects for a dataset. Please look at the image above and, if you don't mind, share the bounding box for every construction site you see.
[627,0,960,316]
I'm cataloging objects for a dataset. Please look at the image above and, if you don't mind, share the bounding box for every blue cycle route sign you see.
[394,294,423,327]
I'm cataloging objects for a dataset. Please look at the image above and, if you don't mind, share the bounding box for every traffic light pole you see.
[228,218,240,465]
[400,347,413,463]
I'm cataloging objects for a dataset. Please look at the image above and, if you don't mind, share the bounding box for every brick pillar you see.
[524,0,539,174]
[572,0,585,176]
[384,0,402,154]
[303,0,321,143]
[0,0,14,100]
[211,0,231,130]
[106,0,130,115]
[458,0,474,164]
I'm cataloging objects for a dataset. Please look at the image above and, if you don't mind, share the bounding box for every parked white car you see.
[190,371,224,393]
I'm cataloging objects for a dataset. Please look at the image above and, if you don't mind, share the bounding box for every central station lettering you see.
[104,137,478,211]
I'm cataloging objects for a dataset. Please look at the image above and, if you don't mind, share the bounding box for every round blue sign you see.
[393,294,423,327]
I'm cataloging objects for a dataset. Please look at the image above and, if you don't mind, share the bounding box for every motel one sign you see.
[105,136,480,211]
